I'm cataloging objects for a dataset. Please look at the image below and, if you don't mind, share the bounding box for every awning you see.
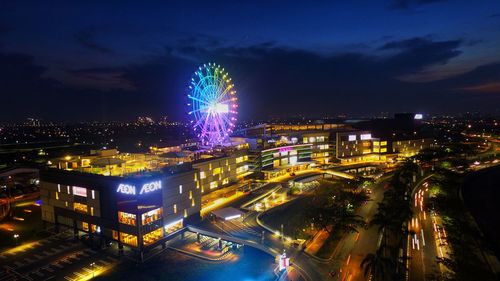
[211,207,244,220]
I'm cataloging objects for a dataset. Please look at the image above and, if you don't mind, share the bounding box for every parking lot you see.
[0,230,120,281]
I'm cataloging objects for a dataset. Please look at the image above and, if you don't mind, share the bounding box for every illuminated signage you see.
[348,135,356,141]
[72,186,87,197]
[414,114,423,120]
[278,147,292,153]
[139,180,162,194]
[117,180,162,195]
[117,184,136,195]
[360,134,372,140]
[277,253,290,271]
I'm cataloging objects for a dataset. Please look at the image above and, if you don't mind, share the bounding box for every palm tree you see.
[361,248,393,281]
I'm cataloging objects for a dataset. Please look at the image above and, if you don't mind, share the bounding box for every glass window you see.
[118,211,137,226]
[179,185,183,194]
[72,186,87,197]
[200,171,206,179]
[74,202,87,213]
[141,208,163,225]
[164,219,183,235]
[212,167,222,176]
[120,232,138,247]
[210,181,218,189]
[142,228,164,246]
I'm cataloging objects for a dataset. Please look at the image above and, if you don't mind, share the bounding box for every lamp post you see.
[90,262,95,278]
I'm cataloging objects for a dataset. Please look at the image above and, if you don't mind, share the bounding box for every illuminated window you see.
[118,211,136,226]
[74,202,87,213]
[184,209,187,218]
[381,141,387,146]
[222,178,229,185]
[67,185,70,194]
[120,232,138,247]
[143,228,163,246]
[164,219,183,235]
[173,204,177,214]
[57,184,61,192]
[381,148,387,153]
[194,173,197,181]
[303,137,308,143]
[209,163,212,170]
[189,190,192,199]
[82,222,89,231]
[200,171,206,179]
[72,186,87,197]
[210,181,218,189]
[373,141,380,146]
[65,201,68,207]
[196,182,200,189]
[179,185,183,194]
[55,192,59,200]
[236,165,249,174]
[213,167,222,176]
[141,208,163,225]
[236,156,244,163]
[191,198,195,207]
[90,207,94,216]
[91,190,95,199]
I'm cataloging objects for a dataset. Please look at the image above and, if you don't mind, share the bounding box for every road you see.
[203,173,392,281]
[330,175,390,281]
[407,176,451,281]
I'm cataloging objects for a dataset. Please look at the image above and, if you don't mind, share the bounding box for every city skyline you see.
[1,1,500,122]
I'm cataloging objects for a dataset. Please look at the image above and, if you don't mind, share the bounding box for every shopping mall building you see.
[40,150,202,260]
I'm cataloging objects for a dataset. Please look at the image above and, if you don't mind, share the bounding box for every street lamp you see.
[90,262,96,278]
[13,234,19,245]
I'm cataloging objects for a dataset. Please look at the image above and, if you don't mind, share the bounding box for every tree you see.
[361,248,393,281]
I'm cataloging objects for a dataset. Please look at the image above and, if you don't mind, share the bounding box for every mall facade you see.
[40,159,201,260]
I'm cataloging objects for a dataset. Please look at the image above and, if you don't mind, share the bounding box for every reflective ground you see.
[103,246,276,281]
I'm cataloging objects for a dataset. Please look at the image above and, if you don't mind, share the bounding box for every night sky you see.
[1,1,500,122]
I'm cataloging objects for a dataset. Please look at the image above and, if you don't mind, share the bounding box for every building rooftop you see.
[48,149,171,177]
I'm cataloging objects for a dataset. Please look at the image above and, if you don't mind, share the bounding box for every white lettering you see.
[139,180,162,194]
[117,184,136,195]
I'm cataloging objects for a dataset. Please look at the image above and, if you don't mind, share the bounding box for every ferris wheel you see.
[187,63,238,146]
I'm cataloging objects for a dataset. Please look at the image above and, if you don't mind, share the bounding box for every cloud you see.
[379,37,462,75]
[2,35,499,122]
[389,0,447,10]
[75,28,114,54]
[68,67,136,91]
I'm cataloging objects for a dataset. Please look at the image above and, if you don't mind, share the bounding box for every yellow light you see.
[64,156,71,161]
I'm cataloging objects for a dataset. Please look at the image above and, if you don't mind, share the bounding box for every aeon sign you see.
[139,180,162,194]
[116,184,136,195]
[116,180,162,196]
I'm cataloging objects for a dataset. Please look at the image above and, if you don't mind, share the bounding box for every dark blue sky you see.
[1,0,500,121]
